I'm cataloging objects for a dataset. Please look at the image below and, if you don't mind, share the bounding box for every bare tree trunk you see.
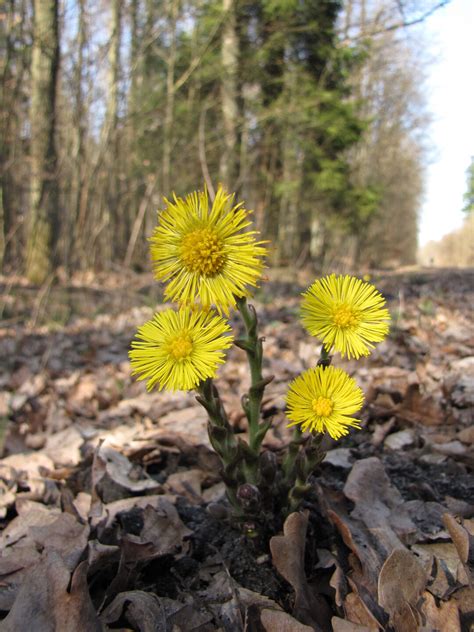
[26,0,60,283]
[107,0,121,132]
[66,0,87,272]
[0,0,16,269]
[276,59,302,264]
[162,0,177,194]
[99,0,122,264]
[219,0,239,190]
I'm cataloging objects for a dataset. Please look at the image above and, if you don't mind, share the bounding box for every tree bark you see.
[162,0,178,194]
[219,0,239,190]
[26,0,60,284]
[66,0,87,272]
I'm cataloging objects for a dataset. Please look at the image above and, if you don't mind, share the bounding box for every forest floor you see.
[0,267,473,632]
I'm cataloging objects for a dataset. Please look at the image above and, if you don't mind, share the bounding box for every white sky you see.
[419,0,474,246]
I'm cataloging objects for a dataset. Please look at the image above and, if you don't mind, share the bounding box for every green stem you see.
[235,295,273,454]
[287,433,325,513]
[282,426,304,482]
[196,379,243,514]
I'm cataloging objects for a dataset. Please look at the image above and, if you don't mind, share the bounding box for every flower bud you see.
[259,450,277,484]
[236,483,261,511]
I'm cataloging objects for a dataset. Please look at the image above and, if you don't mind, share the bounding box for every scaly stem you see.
[282,426,305,482]
[234,295,273,454]
[196,379,243,515]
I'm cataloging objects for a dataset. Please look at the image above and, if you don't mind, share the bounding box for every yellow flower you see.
[301,274,390,359]
[129,307,233,391]
[286,365,364,440]
[150,186,267,314]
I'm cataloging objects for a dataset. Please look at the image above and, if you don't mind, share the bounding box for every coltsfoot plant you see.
[129,186,390,536]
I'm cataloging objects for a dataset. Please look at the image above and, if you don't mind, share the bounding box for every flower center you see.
[168,334,193,360]
[180,228,226,276]
[312,396,334,417]
[332,304,359,328]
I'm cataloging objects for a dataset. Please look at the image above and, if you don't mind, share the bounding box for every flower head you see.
[129,307,233,391]
[150,186,267,314]
[286,365,364,440]
[301,274,390,359]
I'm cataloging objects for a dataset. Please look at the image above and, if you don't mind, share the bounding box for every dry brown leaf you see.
[330,509,381,585]
[443,513,472,566]
[0,541,42,610]
[44,426,83,466]
[344,457,418,549]
[87,539,120,574]
[270,512,308,595]
[121,501,191,560]
[0,500,60,548]
[1,451,54,477]
[0,553,103,632]
[343,589,381,631]
[426,556,458,599]
[412,541,470,585]
[100,591,166,632]
[450,585,474,630]
[315,549,346,607]
[331,617,374,632]
[419,590,461,632]
[378,549,427,632]
[270,511,332,631]
[95,445,162,502]
[260,609,314,631]
[29,512,89,570]
[91,494,177,531]
[323,448,353,469]
[371,417,396,447]
[165,468,204,501]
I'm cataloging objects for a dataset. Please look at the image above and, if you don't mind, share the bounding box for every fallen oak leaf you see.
[344,457,418,550]
[100,590,167,632]
[29,512,89,570]
[450,585,474,630]
[270,511,332,632]
[0,541,42,610]
[442,513,474,583]
[260,609,314,631]
[343,585,381,631]
[0,553,103,632]
[377,548,427,632]
[314,485,387,627]
[419,590,461,632]
[331,617,374,632]
[122,502,192,558]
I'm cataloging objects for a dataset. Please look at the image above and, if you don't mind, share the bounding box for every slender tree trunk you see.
[130,0,140,110]
[162,0,177,194]
[0,0,16,269]
[26,0,60,283]
[107,0,121,132]
[219,0,239,190]
[67,0,87,272]
[100,0,122,264]
[276,59,303,264]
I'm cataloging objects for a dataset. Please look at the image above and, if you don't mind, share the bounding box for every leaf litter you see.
[0,268,473,631]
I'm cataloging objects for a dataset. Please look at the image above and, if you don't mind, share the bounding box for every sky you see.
[419,0,474,247]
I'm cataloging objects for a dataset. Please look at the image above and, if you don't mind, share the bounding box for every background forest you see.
[0,0,443,283]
